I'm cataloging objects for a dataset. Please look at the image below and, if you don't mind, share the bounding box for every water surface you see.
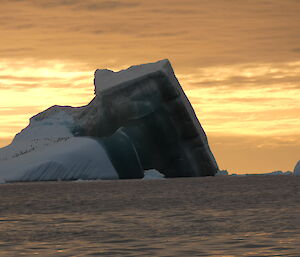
[0,176,299,256]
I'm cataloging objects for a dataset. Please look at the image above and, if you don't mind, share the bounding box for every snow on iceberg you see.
[0,111,75,162]
[94,59,175,93]
[0,137,118,182]
[0,59,219,182]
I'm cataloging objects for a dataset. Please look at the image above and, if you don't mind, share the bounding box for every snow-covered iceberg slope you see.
[0,137,118,182]
[0,59,219,182]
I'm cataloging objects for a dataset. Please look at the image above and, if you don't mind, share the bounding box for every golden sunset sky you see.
[0,0,299,173]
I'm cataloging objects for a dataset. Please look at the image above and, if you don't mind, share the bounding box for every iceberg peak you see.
[94,59,172,93]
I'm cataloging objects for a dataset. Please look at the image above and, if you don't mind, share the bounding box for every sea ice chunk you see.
[143,169,165,180]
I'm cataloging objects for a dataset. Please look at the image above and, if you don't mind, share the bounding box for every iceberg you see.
[0,59,218,182]
[294,160,300,176]
[215,170,228,176]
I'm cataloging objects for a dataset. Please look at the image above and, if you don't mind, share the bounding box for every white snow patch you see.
[0,111,75,161]
[143,169,165,180]
[14,110,75,143]
[95,59,171,92]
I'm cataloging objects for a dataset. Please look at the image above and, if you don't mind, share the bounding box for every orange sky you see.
[0,0,299,173]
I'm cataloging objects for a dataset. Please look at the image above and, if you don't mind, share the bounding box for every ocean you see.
[0,175,299,256]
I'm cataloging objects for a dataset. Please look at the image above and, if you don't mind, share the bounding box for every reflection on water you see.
[0,176,299,256]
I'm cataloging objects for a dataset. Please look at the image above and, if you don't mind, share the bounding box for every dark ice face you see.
[98,129,144,180]
[86,70,218,178]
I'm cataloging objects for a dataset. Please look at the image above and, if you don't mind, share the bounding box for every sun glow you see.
[180,61,300,136]
[0,59,96,144]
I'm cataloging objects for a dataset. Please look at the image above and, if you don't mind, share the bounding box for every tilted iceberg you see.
[0,59,219,182]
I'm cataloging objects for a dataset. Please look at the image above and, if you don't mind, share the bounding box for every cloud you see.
[136,31,189,38]
[1,0,139,10]
[186,75,300,89]
[0,83,40,90]
[178,61,300,90]
[0,0,78,7]
[0,75,47,81]
[0,0,299,67]
[0,59,93,90]
[0,48,33,54]
[179,62,300,137]
[0,106,42,115]
[78,1,139,11]
[188,96,292,105]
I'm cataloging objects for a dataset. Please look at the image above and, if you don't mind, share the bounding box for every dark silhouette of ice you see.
[0,59,218,182]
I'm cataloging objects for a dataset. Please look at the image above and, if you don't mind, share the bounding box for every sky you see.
[0,0,299,173]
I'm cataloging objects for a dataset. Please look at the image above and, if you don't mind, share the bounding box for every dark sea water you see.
[0,176,299,256]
